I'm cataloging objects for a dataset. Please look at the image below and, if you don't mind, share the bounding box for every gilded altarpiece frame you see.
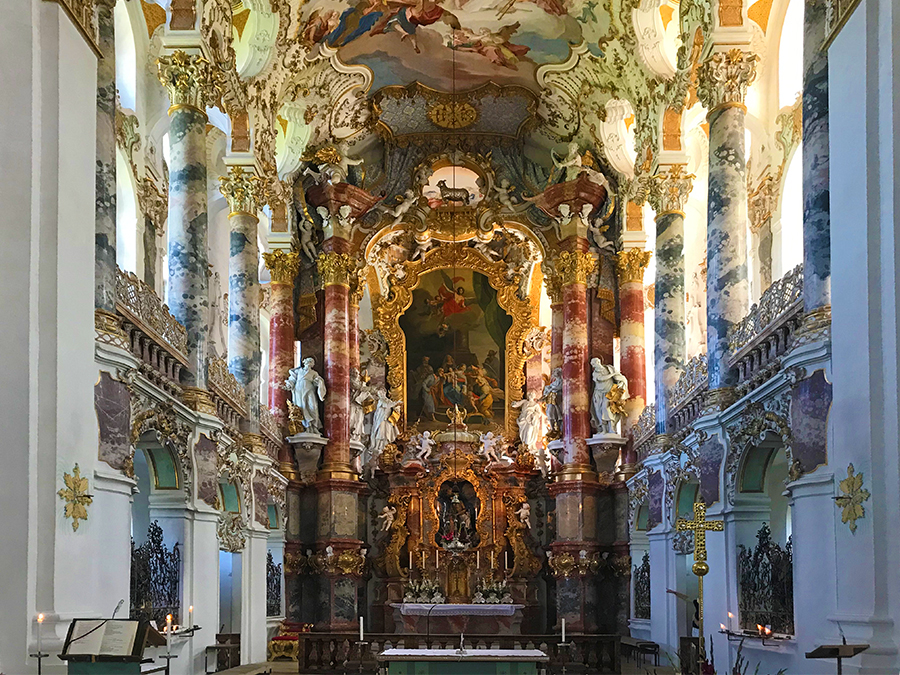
[370,242,537,437]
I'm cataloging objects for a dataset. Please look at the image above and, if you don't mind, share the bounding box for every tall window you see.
[116,149,139,274]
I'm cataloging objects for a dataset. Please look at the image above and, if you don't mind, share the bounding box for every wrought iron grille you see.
[267,550,283,617]
[738,523,794,634]
[130,521,181,626]
[633,552,651,620]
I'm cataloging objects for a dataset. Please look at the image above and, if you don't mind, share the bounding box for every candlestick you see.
[37,613,43,654]
[359,616,364,642]
[561,618,566,643]
[166,614,172,657]
[188,605,193,628]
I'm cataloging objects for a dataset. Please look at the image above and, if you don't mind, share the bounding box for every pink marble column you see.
[349,289,361,372]
[616,249,652,427]
[262,250,300,429]
[557,244,596,470]
[551,302,563,372]
[318,245,354,475]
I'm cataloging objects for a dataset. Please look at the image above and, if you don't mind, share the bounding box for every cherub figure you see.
[516,502,532,530]
[377,505,397,532]
[298,217,318,262]
[382,189,418,226]
[415,430,437,462]
[479,431,511,464]
[492,178,519,210]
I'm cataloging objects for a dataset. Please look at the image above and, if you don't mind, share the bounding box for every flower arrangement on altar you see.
[472,577,513,604]
[402,578,446,604]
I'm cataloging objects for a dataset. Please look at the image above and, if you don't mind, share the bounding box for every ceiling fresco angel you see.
[296,0,611,91]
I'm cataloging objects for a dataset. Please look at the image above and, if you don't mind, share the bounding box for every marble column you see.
[94,0,118,324]
[317,249,356,476]
[262,249,300,431]
[220,166,264,427]
[544,264,564,372]
[556,246,596,470]
[616,248,652,428]
[698,49,757,402]
[157,51,220,390]
[649,166,693,435]
[349,272,363,372]
[802,0,831,325]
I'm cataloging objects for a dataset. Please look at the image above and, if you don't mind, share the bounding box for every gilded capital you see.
[541,259,563,304]
[697,49,758,112]
[219,166,264,216]
[262,249,301,285]
[616,249,653,284]
[555,250,597,287]
[317,251,357,287]
[156,50,222,113]
[349,266,366,306]
[649,165,695,215]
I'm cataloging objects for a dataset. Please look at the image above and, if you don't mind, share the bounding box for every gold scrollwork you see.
[370,243,534,437]
[427,101,479,130]
[502,493,541,578]
[376,492,412,578]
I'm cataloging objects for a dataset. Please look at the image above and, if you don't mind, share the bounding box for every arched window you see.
[778,147,804,275]
[116,149,139,274]
[114,0,138,111]
[778,0,804,109]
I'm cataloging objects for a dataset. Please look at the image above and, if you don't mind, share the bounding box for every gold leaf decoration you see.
[58,464,92,532]
[427,101,478,130]
[835,463,870,534]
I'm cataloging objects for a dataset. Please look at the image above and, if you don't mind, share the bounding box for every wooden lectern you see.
[805,643,869,675]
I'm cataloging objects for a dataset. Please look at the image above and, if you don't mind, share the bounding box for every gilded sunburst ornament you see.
[58,464,93,532]
[835,463,870,533]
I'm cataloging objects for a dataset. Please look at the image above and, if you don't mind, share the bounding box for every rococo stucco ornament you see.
[218,511,247,552]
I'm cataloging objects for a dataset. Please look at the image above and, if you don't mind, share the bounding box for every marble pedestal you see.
[287,432,328,478]
[587,433,627,476]
[389,603,525,635]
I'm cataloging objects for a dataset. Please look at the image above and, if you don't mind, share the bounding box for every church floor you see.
[216,658,676,675]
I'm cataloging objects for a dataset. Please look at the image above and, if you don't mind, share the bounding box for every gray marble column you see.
[802,0,831,319]
[649,165,693,433]
[94,0,117,317]
[220,166,263,424]
[157,51,220,389]
[698,50,758,400]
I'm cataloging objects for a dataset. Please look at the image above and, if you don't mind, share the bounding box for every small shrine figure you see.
[349,367,372,443]
[377,505,397,532]
[512,391,550,476]
[516,502,532,530]
[415,430,436,462]
[283,357,327,434]
[369,387,401,470]
[542,367,563,437]
[589,357,629,435]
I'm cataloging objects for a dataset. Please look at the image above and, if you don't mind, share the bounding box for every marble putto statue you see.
[516,502,532,530]
[284,357,327,434]
[377,505,396,532]
[589,357,629,435]
[414,430,436,462]
[479,431,511,465]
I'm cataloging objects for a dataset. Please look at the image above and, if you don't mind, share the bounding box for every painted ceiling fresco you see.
[297,0,611,91]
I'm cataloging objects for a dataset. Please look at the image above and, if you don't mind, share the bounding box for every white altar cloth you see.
[378,649,548,662]
[390,603,524,617]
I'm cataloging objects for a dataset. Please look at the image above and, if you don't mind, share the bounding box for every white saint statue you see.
[516,502,532,530]
[349,367,371,443]
[512,391,550,476]
[589,357,629,435]
[284,357,327,434]
[370,387,401,466]
[542,367,563,436]
[377,505,397,532]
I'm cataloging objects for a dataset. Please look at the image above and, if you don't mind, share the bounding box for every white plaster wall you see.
[242,529,270,663]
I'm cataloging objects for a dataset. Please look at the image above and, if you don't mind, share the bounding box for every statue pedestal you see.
[287,433,328,479]
[587,434,626,477]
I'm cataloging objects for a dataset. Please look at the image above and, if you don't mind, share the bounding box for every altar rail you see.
[290,633,621,674]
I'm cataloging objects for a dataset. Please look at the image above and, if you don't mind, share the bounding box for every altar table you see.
[377,648,548,675]
[389,604,525,635]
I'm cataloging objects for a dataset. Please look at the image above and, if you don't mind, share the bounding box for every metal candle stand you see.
[556,642,572,675]
[355,641,369,675]
[29,651,48,675]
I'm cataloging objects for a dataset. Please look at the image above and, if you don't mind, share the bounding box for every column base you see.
[555,463,598,482]
[182,386,218,415]
[794,305,832,345]
[703,386,737,414]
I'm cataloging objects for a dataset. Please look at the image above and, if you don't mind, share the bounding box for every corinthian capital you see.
[697,49,758,112]
[156,50,222,113]
[649,165,695,215]
[317,252,357,287]
[219,166,264,216]
[616,249,653,284]
[541,259,563,304]
[262,249,301,284]
[555,250,597,287]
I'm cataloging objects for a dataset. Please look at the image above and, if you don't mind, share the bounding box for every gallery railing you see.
[267,551,283,617]
[668,354,708,433]
[633,552,651,620]
[115,267,189,392]
[631,404,656,461]
[728,265,804,397]
[738,524,794,635]
[207,356,248,434]
[284,633,621,674]
[130,521,181,627]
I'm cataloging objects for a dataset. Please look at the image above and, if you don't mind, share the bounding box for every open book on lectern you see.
[62,619,141,657]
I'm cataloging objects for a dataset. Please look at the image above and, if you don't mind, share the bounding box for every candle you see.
[421,551,425,569]
[166,614,172,657]
[37,613,43,655]
[490,552,495,569]
[504,552,508,569]
[435,550,439,568]
[561,618,566,643]
[408,551,412,569]
[188,605,193,628]
[476,551,480,568]
[359,616,364,642]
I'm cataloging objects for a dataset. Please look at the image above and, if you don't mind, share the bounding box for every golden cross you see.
[676,501,723,565]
